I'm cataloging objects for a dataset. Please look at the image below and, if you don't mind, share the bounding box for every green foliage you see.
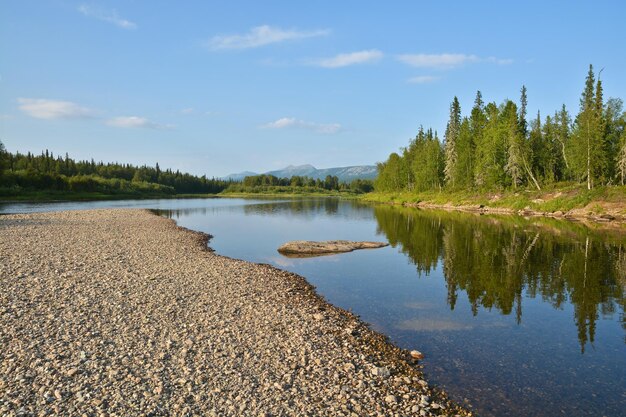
[226,174,372,195]
[376,65,624,194]
[0,147,230,198]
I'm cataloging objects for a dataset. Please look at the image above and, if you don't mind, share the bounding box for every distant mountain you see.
[223,171,258,181]
[223,164,377,182]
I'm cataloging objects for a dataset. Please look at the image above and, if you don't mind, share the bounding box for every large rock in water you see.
[277,240,389,257]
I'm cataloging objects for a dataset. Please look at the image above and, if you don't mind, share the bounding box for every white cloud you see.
[78,4,136,29]
[408,75,440,84]
[180,108,195,114]
[261,117,341,134]
[106,116,173,130]
[208,25,330,50]
[486,56,514,65]
[311,49,383,68]
[18,98,95,120]
[397,53,479,69]
[397,53,512,69]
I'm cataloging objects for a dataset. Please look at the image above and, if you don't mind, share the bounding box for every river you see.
[2,197,624,417]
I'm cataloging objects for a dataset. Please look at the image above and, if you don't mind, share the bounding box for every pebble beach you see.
[0,209,469,416]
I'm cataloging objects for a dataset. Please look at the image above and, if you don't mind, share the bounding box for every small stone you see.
[411,405,420,413]
[67,368,78,377]
[384,395,397,404]
[313,313,324,321]
[410,350,424,360]
[343,362,355,373]
[54,390,62,400]
[371,366,390,378]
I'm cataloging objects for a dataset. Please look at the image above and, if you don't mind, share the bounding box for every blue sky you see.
[1,1,625,177]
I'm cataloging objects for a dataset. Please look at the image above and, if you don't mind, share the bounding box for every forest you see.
[0,145,231,198]
[224,174,374,194]
[375,65,626,193]
[0,144,374,199]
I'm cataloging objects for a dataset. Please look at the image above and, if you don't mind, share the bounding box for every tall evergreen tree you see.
[555,104,572,175]
[444,97,462,187]
[505,102,526,188]
[519,85,529,138]
[0,140,6,176]
[455,118,474,188]
[570,65,607,189]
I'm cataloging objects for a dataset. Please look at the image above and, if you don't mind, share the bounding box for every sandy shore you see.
[0,209,468,417]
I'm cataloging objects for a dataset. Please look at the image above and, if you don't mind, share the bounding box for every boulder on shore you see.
[278,240,389,257]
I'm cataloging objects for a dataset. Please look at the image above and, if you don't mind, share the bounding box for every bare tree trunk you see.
[559,140,570,170]
[522,156,541,191]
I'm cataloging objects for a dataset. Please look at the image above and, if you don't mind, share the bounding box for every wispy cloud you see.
[407,75,440,84]
[180,108,195,115]
[261,117,341,134]
[208,25,330,50]
[485,56,514,65]
[397,53,512,69]
[78,4,136,30]
[18,98,95,120]
[310,49,383,68]
[106,116,173,130]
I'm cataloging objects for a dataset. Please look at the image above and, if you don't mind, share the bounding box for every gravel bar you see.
[0,209,470,417]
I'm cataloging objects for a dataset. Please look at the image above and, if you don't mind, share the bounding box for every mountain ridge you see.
[224,164,377,182]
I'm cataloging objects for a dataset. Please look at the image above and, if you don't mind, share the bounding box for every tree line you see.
[225,174,374,194]
[376,65,626,193]
[0,145,231,195]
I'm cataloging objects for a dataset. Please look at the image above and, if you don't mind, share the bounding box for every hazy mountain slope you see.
[224,164,377,182]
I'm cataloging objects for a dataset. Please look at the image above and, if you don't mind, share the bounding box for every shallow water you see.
[2,197,625,417]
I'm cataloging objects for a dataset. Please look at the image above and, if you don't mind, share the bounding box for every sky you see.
[1,1,625,178]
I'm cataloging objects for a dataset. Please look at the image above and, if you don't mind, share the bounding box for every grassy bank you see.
[220,190,361,199]
[0,189,218,202]
[0,188,357,203]
[361,183,626,216]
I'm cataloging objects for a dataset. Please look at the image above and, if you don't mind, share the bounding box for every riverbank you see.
[0,190,220,202]
[362,184,626,223]
[0,190,357,203]
[0,209,468,416]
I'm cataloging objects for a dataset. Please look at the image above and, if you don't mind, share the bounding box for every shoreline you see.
[362,193,626,227]
[0,208,470,416]
[398,200,625,224]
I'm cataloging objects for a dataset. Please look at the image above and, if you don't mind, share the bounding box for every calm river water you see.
[2,197,625,417]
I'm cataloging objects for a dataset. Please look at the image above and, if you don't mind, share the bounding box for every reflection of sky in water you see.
[2,197,625,417]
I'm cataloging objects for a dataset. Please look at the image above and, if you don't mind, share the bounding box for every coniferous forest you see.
[0,146,231,197]
[375,65,626,193]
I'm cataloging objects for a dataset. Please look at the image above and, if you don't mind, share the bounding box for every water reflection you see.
[374,207,625,352]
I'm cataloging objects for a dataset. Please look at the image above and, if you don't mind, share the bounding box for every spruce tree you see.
[570,65,607,189]
[505,102,525,188]
[519,85,529,138]
[444,97,461,188]
[555,104,572,175]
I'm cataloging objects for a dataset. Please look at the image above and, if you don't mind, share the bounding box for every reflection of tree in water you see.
[240,198,377,220]
[374,206,625,352]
